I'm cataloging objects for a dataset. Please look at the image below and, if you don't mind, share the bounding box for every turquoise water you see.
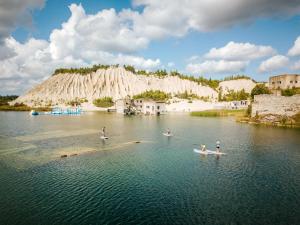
[0,112,299,225]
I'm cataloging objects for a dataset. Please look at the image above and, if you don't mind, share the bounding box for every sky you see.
[1,0,300,95]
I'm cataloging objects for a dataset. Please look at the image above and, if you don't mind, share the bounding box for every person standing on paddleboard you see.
[101,126,106,137]
[201,144,206,152]
[216,141,220,152]
[167,128,171,135]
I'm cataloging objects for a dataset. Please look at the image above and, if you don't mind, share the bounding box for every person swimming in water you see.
[167,128,171,135]
[216,140,220,152]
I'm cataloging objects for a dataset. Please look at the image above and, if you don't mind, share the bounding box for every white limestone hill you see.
[13,67,218,106]
[218,79,256,95]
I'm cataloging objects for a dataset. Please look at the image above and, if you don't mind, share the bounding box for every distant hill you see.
[13,67,218,107]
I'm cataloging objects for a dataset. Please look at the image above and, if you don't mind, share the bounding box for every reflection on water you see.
[0,112,299,225]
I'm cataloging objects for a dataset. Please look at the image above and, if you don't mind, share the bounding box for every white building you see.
[115,98,131,114]
[141,100,166,115]
[133,99,143,113]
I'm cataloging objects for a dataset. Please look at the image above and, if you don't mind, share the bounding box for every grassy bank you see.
[191,109,247,117]
[0,105,51,111]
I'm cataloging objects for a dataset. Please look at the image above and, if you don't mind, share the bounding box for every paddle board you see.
[193,149,226,155]
[163,133,173,137]
[100,136,109,139]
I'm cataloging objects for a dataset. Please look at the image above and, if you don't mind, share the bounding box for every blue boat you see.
[51,107,82,115]
[30,110,39,116]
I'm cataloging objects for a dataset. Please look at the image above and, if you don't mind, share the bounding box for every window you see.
[272,82,275,84]
[290,80,293,83]
[140,100,142,103]
[146,106,150,109]
[157,106,160,109]
[295,81,298,83]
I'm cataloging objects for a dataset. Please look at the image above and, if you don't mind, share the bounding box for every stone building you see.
[269,74,300,90]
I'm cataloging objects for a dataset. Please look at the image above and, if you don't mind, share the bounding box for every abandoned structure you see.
[269,74,300,90]
[141,100,166,115]
[115,98,166,115]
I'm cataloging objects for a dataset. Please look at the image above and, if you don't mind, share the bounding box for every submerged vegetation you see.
[191,109,247,117]
[93,97,114,108]
[133,90,170,101]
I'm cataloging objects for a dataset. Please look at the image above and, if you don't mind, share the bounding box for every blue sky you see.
[1,0,300,94]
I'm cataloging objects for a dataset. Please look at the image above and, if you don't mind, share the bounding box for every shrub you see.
[154,69,168,78]
[53,64,110,75]
[221,89,249,101]
[0,95,18,106]
[281,88,300,96]
[133,90,170,101]
[123,65,135,73]
[223,75,255,82]
[93,97,114,108]
[251,84,271,99]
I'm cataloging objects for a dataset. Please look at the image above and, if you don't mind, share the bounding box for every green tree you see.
[123,65,136,74]
[93,97,114,108]
[251,84,271,99]
[133,90,170,101]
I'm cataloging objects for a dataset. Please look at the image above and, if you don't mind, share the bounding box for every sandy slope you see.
[13,67,218,106]
[218,79,256,94]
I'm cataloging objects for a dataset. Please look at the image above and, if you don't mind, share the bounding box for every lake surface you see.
[0,112,299,225]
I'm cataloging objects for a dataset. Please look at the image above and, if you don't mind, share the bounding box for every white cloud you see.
[258,55,289,73]
[0,0,44,41]
[205,42,276,61]
[186,60,248,75]
[2,1,300,94]
[0,36,160,94]
[288,36,300,57]
[132,0,300,35]
[49,4,149,59]
[0,0,45,60]
[291,60,300,70]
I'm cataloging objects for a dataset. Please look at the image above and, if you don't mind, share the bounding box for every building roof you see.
[269,74,299,79]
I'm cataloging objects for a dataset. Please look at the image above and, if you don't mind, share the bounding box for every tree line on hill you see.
[52,64,254,90]
[0,95,18,106]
